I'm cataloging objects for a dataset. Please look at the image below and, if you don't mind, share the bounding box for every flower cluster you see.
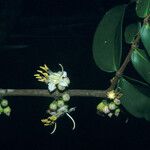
[97,90,122,117]
[41,93,76,134]
[34,64,75,134]
[34,64,70,92]
[0,99,11,116]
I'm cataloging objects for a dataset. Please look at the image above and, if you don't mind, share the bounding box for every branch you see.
[107,32,140,91]
[0,89,107,98]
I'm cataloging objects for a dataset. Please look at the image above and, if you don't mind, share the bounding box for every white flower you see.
[59,77,70,87]
[47,64,70,92]
[35,64,70,92]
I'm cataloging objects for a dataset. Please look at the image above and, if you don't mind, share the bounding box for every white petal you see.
[49,73,61,84]
[57,71,62,75]
[48,83,56,92]
[62,71,67,77]
[65,77,70,84]
[59,80,67,87]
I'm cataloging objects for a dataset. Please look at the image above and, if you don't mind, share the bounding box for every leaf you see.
[140,23,150,56]
[118,77,150,121]
[124,23,140,44]
[136,0,150,18]
[131,48,150,84]
[92,5,126,72]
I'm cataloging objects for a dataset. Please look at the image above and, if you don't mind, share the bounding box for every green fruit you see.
[49,103,57,111]
[62,93,70,102]
[57,100,64,108]
[1,99,8,107]
[115,109,120,117]
[108,102,117,110]
[3,106,11,116]
[97,100,107,112]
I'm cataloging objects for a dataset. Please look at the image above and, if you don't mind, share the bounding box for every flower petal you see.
[59,79,68,87]
[48,83,56,92]
[62,71,67,77]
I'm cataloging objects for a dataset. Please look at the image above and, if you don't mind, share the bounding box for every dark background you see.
[0,0,150,149]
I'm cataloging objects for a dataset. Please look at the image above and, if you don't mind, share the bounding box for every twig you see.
[0,89,107,98]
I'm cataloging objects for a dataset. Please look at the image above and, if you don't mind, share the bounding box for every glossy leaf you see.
[118,77,150,121]
[140,23,150,56]
[92,5,126,72]
[136,0,150,18]
[124,23,140,44]
[131,48,150,84]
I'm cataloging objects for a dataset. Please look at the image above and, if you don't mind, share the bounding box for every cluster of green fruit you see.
[0,99,11,116]
[97,99,120,118]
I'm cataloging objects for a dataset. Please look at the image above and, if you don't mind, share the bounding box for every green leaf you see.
[92,5,126,72]
[131,48,150,84]
[124,23,140,44]
[140,24,150,56]
[118,77,150,121]
[136,0,150,18]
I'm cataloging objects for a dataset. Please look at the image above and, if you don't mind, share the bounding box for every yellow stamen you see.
[34,74,41,77]
[38,79,46,82]
[35,76,42,79]
[41,119,48,123]
[44,64,49,70]
[44,123,50,126]
[40,66,49,72]
[107,90,116,99]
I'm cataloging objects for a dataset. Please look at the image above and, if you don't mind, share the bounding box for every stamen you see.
[66,113,76,130]
[50,122,57,134]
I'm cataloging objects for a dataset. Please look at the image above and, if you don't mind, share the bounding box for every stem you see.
[0,89,107,98]
[107,32,140,91]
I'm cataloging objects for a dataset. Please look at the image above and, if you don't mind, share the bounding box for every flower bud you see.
[103,106,110,114]
[62,93,70,101]
[108,113,113,118]
[114,98,121,105]
[97,101,106,112]
[1,99,8,107]
[108,102,116,110]
[57,85,65,91]
[115,109,120,117]
[57,100,65,108]
[3,106,11,116]
[49,103,57,111]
